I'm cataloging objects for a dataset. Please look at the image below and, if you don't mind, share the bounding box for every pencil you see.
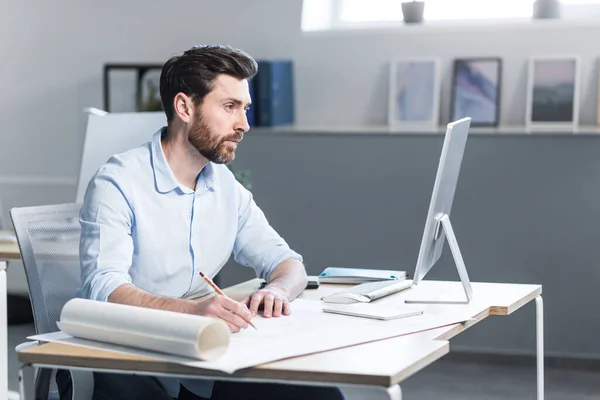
[198,271,257,330]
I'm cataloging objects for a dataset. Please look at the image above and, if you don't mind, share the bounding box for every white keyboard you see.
[321,279,413,304]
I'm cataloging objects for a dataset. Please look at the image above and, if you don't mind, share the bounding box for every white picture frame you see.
[525,56,580,132]
[388,58,441,131]
[596,58,600,127]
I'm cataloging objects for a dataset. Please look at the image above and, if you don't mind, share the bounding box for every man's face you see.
[188,75,252,164]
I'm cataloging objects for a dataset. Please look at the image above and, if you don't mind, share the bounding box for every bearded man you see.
[62,45,345,400]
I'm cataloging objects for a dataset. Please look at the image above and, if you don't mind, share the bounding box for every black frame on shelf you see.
[103,63,164,112]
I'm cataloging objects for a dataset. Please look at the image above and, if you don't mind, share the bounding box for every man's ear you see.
[173,93,193,123]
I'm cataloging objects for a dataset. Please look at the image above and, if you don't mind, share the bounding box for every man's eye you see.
[225,104,233,111]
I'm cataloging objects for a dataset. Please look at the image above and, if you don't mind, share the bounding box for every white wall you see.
[2,0,600,291]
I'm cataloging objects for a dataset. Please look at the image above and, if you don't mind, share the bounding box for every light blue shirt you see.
[79,127,303,397]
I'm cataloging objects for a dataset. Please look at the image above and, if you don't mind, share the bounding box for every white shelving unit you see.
[249,125,600,136]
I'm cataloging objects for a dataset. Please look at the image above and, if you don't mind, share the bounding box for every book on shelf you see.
[253,60,295,127]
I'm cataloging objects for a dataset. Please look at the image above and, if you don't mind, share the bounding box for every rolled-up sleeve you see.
[232,181,302,281]
[80,169,135,302]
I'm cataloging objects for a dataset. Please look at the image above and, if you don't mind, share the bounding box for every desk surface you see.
[19,279,541,387]
[0,231,19,261]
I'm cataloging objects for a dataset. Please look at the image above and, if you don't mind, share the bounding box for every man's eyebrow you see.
[224,98,252,107]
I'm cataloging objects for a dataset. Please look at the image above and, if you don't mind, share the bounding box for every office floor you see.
[7,324,599,399]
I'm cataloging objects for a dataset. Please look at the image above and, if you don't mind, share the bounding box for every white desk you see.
[0,232,22,400]
[17,279,544,400]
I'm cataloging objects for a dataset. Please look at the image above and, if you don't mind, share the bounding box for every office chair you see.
[10,203,93,400]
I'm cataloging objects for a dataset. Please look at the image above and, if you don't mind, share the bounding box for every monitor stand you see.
[405,214,473,304]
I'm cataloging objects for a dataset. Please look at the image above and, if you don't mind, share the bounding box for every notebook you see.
[318,267,407,284]
[322,303,424,321]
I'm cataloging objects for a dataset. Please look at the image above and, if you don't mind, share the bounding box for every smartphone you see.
[306,276,320,289]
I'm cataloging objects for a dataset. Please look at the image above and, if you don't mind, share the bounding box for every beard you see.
[187,115,243,164]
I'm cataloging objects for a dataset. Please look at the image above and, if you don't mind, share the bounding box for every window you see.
[338,0,533,22]
[301,0,600,31]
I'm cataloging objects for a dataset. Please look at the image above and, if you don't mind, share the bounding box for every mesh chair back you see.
[10,203,82,400]
[10,203,82,334]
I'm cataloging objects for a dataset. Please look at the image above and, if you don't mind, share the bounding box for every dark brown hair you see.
[159,45,258,123]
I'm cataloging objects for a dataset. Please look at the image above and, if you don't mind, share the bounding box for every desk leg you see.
[1,262,21,400]
[340,384,402,400]
[0,265,8,398]
[18,365,34,400]
[536,296,544,400]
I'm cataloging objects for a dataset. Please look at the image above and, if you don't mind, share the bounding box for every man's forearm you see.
[109,283,254,332]
[267,258,308,300]
[108,284,196,313]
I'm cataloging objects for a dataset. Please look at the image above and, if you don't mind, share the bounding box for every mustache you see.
[222,133,244,143]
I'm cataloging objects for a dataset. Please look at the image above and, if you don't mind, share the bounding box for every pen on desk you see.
[198,271,258,330]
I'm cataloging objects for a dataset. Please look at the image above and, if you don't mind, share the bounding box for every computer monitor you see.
[405,117,473,304]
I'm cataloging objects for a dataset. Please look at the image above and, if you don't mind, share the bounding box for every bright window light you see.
[302,0,600,31]
[339,0,403,22]
[338,0,600,23]
[339,0,535,22]
[423,0,533,20]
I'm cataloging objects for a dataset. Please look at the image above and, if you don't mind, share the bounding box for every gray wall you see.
[3,0,600,180]
[216,130,600,359]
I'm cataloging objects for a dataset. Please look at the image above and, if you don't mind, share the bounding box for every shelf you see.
[249,125,600,136]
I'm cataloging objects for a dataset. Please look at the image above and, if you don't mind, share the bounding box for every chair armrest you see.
[15,340,39,352]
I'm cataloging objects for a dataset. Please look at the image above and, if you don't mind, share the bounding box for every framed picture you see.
[450,57,502,127]
[526,56,580,130]
[103,63,164,112]
[597,59,600,126]
[388,58,441,131]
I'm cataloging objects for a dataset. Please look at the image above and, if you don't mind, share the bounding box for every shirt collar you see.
[199,162,219,192]
[151,127,219,194]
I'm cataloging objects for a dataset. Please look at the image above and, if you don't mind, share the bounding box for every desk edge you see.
[19,341,447,387]
[489,285,542,316]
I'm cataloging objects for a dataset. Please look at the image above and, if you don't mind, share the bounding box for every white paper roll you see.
[58,298,230,361]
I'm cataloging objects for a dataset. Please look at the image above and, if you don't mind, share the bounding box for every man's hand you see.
[193,295,254,333]
[243,285,290,318]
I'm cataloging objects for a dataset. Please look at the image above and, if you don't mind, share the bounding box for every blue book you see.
[247,77,256,127]
[254,60,295,127]
[319,267,407,284]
